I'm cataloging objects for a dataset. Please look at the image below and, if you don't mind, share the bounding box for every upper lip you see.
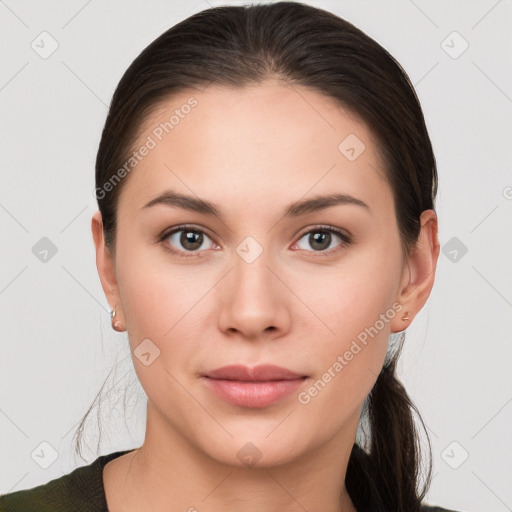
[203,364,306,381]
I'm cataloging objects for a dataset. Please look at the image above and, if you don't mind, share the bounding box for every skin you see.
[92,79,439,512]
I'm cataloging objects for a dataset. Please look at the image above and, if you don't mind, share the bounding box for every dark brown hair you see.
[78,3,437,510]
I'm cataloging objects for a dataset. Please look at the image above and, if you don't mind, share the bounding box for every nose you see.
[216,247,291,341]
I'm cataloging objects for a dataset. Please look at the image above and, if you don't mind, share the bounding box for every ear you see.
[91,211,125,325]
[390,209,440,333]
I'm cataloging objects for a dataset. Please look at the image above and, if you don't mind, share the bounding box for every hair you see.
[76,3,437,510]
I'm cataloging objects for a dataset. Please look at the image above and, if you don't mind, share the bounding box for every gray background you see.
[1,1,511,510]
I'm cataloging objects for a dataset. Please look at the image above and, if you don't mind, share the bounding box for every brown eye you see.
[294,226,351,254]
[308,231,331,251]
[178,230,204,251]
[159,225,216,257]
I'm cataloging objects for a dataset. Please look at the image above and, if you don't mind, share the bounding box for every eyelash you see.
[157,224,352,258]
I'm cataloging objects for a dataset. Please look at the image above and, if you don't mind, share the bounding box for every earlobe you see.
[91,211,124,321]
[390,209,440,333]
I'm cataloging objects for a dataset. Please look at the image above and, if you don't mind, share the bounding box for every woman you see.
[0,2,459,511]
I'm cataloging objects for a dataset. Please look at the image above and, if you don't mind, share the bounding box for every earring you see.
[401,312,410,321]
[111,308,125,332]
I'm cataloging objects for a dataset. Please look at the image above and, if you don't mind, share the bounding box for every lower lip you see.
[202,377,307,408]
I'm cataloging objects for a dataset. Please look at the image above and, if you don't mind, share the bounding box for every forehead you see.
[118,81,393,219]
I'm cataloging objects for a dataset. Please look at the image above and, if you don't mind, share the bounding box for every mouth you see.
[201,364,308,408]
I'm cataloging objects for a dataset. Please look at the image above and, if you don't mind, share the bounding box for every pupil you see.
[182,231,202,250]
[311,231,330,250]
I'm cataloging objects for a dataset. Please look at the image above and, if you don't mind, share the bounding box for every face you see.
[97,80,414,468]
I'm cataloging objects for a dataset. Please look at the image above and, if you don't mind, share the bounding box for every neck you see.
[111,402,360,512]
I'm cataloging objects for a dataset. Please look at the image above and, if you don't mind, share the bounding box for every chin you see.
[196,430,310,470]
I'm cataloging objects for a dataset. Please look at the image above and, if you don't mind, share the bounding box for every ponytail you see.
[347,339,433,511]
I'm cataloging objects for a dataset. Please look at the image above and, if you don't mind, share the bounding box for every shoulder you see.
[0,449,135,512]
[422,505,465,512]
[347,445,465,512]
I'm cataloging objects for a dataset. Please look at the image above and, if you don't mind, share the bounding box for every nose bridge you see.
[217,235,288,337]
[231,235,278,305]
[234,249,272,293]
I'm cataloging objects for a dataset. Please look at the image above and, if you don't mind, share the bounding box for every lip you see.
[204,364,304,381]
[202,364,308,408]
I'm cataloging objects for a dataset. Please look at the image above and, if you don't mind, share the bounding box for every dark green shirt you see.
[0,448,462,511]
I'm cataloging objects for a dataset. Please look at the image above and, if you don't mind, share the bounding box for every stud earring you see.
[111,308,125,332]
[401,312,410,321]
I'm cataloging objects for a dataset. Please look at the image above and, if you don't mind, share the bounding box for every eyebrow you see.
[142,190,370,220]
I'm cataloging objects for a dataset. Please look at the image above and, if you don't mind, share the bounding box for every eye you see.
[293,226,351,255]
[158,225,217,257]
[158,224,351,258]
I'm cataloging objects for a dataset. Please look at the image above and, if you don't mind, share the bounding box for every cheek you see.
[296,281,392,428]
[116,240,197,333]
[114,252,171,371]
[116,248,217,371]
[305,253,400,345]
[295,252,399,402]
[115,260,202,406]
